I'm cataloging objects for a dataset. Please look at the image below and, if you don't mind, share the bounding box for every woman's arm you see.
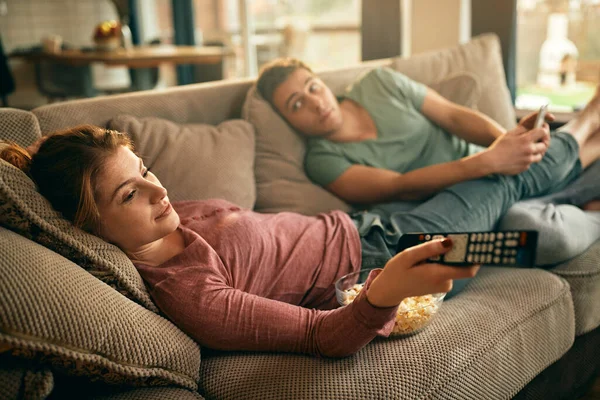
[148,241,477,357]
[149,267,398,358]
[327,125,550,203]
[420,88,506,147]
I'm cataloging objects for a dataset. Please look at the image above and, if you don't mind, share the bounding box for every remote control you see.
[534,104,549,129]
[396,231,538,267]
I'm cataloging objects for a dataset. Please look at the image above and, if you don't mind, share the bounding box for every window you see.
[196,0,361,78]
[516,0,600,112]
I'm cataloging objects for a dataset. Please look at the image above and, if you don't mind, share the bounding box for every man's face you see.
[272,68,343,137]
[94,146,180,252]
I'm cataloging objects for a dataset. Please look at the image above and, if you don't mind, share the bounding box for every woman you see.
[0,121,586,357]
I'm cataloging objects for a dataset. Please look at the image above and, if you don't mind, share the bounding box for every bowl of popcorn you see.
[335,269,445,336]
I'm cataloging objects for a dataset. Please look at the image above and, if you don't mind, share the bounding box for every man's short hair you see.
[256,58,313,106]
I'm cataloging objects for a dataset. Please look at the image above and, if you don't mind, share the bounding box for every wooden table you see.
[10,45,233,68]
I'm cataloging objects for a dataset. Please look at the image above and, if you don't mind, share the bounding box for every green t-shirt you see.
[304,67,482,186]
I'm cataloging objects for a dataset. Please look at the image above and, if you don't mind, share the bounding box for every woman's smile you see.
[156,202,173,220]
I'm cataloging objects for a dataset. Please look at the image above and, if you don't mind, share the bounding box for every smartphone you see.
[534,104,549,129]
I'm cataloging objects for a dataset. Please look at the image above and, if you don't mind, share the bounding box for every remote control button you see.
[477,233,483,242]
[432,235,445,240]
[509,257,516,264]
[425,234,431,240]
[469,244,475,252]
[494,256,500,263]
[430,255,440,261]
[512,249,518,256]
[475,243,481,252]
[474,254,481,263]
[497,232,504,240]
[483,233,489,241]
[489,233,495,241]
[495,249,502,255]
[471,233,477,241]
[520,232,528,246]
[445,234,469,262]
[503,249,511,256]
[505,239,518,247]
[502,257,509,264]
[487,243,494,252]
[495,241,502,248]
[467,254,473,262]
[486,254,492,263]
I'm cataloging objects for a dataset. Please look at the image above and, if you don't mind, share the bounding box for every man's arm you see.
[327,125,550,204]
[327,154,494,203]
[420,88,507,147]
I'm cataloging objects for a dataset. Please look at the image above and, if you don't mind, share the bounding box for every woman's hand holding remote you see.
[366,239,480,308]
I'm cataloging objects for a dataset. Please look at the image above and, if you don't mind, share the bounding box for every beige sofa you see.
[1,34,599,400]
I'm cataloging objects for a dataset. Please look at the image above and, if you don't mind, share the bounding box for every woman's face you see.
[94,146,180,252]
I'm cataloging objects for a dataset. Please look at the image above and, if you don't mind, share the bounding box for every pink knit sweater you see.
[134,199,397,357]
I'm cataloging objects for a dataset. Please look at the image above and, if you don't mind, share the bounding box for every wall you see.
[0,0,117,109]
[361,0,401,60]
[411,0,463,55]
[362,0,469,60]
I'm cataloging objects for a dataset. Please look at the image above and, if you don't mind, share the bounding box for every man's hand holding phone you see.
[519,104,554,130]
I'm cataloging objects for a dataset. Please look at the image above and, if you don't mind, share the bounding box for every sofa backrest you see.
[32,77,255,134]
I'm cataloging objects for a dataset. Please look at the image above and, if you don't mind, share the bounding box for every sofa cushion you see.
[243,86,350,215]
[0,227,201,391]
[0,159,159,313]
[108,115,256,209]
[428,72,481,108]
[0,108,42,148]
[245,65,480,215]
[551,240,600,335]
[200,268,574,399]
[391,33,516,129]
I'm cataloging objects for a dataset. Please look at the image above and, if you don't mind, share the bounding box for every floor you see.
[581,374,600,400]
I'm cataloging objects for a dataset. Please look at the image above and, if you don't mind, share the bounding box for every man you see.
[255,57,600,266]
